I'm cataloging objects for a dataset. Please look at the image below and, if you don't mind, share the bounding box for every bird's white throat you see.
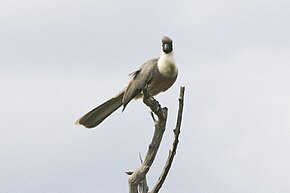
[157,52,178,78]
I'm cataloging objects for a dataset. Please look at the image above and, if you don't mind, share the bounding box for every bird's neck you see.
[157,51,178,78]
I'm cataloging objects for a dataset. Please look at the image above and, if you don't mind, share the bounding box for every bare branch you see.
[128,86,185,193]
[150,86,185,193]
[128,86,168,193]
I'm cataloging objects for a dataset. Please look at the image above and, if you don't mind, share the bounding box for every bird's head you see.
[161,36,173,54]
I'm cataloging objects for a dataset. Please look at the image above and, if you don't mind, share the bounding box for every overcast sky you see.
[1,0,290,192]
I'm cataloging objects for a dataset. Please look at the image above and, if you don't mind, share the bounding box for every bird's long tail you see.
[75,91,124,128]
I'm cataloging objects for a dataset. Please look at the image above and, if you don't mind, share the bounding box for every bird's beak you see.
[164,44,170,52]
[163,43,172,54]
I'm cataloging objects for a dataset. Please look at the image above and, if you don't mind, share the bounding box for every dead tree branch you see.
[128,86,168,193]
[150,86,185,193]
[128,86,185,193]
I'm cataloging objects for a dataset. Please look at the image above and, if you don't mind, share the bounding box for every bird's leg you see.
[142,84,151,99]
[150,111,157,123]
[142,84,163,121]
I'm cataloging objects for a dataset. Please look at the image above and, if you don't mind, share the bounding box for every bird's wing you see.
[122,58,158,109]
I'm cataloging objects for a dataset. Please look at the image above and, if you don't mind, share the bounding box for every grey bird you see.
[75,36,178,128]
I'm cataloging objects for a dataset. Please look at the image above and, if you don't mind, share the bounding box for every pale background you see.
[1,0,290,192]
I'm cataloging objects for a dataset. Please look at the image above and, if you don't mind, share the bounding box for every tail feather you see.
[75,91,124,128]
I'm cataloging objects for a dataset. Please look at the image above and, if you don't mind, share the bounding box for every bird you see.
[75,36,178,128]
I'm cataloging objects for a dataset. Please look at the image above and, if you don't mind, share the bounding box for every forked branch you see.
[150,86,185,193]
[128,86,185,193]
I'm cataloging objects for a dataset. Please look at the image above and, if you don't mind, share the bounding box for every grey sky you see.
[1,0,290,192]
